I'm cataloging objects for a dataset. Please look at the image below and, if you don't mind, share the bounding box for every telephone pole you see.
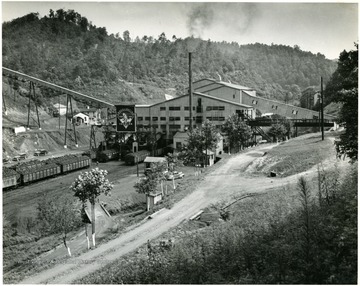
[189,52,193,131]
[321,77,324,141]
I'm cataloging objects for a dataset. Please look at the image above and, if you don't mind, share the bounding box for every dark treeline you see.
[3,9,337,104]
[78,165,357,284]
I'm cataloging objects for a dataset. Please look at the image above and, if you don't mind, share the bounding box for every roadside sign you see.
[115,105,136,132]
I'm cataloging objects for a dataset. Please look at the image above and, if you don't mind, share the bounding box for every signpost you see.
[115,105,136,132]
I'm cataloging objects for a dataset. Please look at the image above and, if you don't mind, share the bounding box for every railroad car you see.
[18,163,61,185]
[97,149,119,162]
[2,167,19,189]
[2,154,91,190]
[124,150,151,165]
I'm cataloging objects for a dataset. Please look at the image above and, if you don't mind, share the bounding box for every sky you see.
[1,1,358,59]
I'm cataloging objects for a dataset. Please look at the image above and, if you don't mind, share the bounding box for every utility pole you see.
[189,52,193,131]
[58,94,61,129]
[136,157,139,177]
[321,77,324,141]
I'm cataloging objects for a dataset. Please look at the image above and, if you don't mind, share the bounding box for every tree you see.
[186,120,220,167]
[325,45,358,161]
[222,113,252,153]
[70,168,113,248]
[268,122,287,142]
[134,163,166,210]
[272,115,293,139]
[37,195,81,256]
[165,153,183,190]
[146,126,160,156]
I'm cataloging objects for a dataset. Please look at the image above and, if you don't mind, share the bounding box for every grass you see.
[3,231,76,283]
[76,164,349,284]
[251,132,337,177]
[74,183,306,284]
[75,133,347,284]
[4,133,342,283]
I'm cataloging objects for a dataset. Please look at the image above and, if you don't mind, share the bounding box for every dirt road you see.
[18,143,328,284]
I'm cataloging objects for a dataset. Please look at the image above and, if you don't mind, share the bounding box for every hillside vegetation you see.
[76,134,356,284]
[3,9,337,108]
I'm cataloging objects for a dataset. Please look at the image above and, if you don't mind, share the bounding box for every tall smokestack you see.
[189,52,193,131]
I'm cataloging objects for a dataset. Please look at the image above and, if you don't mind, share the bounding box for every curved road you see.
[19,143,318,284]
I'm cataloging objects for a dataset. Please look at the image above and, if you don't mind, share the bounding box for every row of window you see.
[206,106,225,111]
[137,124,224,131]
[206,116,226,121]
[136,124,186,129]
[137,116,226,122]
[158,106,226,111]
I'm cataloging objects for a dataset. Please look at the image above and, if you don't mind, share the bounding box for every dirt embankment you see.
[2,100,104,158]
[2,127,104,158]
[2,81,100,158]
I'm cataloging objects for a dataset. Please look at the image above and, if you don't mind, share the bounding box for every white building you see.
[132,78,335,148]
[78,108,102,125]
[135,91,254,140]
[53,103,67,116]
[73,112,89,125]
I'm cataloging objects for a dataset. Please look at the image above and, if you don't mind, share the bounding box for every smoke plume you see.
[187,3,259,39]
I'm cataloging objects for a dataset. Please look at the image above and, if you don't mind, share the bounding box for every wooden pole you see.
[2,91,7,115]
[91,200,96,247]
[33,82,41,130]
[69,95,78,147]
[189,52,193,131]
[321,77,324,141]
[64,95,69,148]
[58,93,61,129]
[27,82,31,129]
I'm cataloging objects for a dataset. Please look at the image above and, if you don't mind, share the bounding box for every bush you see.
[77,165,357,284]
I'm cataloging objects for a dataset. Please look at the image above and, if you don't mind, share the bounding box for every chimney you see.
[189,52,193,131]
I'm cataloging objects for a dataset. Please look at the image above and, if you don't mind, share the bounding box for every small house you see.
[53,103,67,116]
[73,112,89,125]
[78,108,102,125]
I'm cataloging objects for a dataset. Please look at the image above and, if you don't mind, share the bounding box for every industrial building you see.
[134,78,335,141]
[135,90,254,139]
[300,86,320,110]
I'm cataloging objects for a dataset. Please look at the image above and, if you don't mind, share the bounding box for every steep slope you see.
[2,10,337,107]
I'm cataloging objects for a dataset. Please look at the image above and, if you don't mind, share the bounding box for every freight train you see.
[2,154,91,190]
[124,150,151,165]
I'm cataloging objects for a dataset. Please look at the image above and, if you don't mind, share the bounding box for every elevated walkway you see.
[248,118,335,128]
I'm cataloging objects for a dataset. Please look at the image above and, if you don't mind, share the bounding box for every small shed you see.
[147,192,163,211]
[144,157,168,169]
[173,131,189,151]
[13,126,26,135]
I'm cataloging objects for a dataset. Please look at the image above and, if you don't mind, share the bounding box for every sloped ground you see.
[2,127,102,158]
[20,137,348,284]
[244,132,338,177]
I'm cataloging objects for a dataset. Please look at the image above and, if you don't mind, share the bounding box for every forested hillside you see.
[2,9,337,106]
